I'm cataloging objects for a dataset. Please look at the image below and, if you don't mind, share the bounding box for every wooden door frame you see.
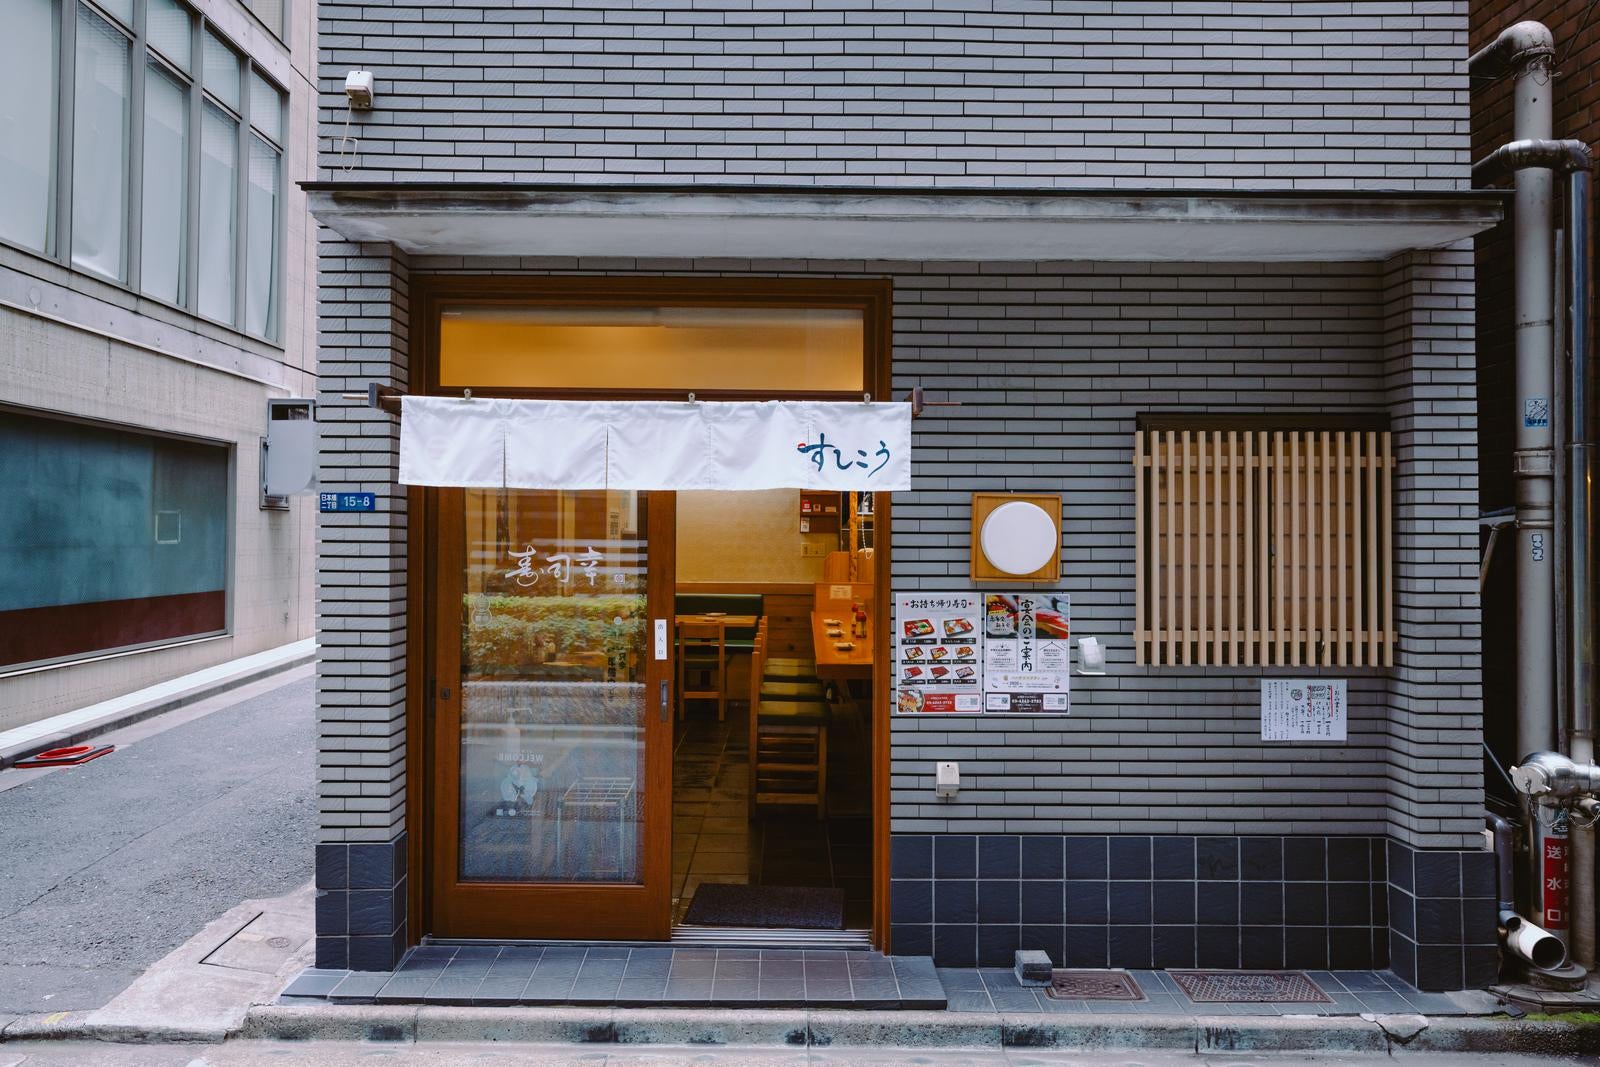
[405,273,895,949]
[423,488,675,940]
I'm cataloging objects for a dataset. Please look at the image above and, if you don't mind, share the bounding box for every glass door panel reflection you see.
[459,488,647,884]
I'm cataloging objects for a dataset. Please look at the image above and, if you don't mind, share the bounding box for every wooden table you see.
[673,614,758,630]
[810,611,873,680]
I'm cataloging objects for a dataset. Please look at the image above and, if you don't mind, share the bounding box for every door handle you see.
[659,680,669,723]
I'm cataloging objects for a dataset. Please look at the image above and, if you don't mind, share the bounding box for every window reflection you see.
[458,489,647,884]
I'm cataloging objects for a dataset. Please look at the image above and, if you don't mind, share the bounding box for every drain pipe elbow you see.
[1468,21,1556,81]
[1474,139,1594,188]
[1486,814,1572,972]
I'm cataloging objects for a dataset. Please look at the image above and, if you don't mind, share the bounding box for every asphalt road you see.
[0,671,314,1015]
[0,1043,1592,1066]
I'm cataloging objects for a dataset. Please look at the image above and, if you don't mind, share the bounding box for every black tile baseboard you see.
[316,831,408,971]
[892,833,1498,990]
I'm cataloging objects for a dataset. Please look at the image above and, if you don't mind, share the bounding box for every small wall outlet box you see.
[935,760,960,798]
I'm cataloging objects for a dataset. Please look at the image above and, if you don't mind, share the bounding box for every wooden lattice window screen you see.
[1133,429,1394,667]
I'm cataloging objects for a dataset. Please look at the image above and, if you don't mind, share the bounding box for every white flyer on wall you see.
[1260,679,1347,741]
[894,593,983,714]
[982,593,1071,713]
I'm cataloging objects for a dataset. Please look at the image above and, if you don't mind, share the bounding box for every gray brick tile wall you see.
[316,1,1470,190]
[317,234,412,844]
[315,251,1483,852]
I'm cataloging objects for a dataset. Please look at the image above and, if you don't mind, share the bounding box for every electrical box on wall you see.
[261,399,317,509]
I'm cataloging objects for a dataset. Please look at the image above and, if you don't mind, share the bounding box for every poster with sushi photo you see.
[982,593,1071,713]
[893,592,983,713]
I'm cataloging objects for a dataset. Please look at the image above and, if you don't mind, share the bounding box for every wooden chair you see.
[749,620,828,818]
[676,617,726,721]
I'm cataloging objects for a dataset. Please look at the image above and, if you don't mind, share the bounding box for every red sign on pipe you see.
[1543,836,1570,929]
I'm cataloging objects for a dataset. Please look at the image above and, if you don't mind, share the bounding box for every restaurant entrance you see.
[412,276,893,949]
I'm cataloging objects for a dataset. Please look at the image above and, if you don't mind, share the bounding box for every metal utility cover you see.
[1047,969,1145,1001]
[1170,970,1332,1004]
[199,910,301,974]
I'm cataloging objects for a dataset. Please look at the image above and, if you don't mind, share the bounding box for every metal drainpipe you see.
[1469,16,1559,947]
[1567,167,1595,971]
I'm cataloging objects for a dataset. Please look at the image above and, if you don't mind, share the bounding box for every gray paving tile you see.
[715,959,759,980]
[937,968,986,991]
[577,957,627,979]
[1333,970,1393,991]
[849,976,900,1005]
[804,977,853,1002]
[615,977,669,1004]
[945,990,995,1013]
[569,977,622,1001]
[758,977,807,1004]
[328,973,390,1001]
[497,945,545,961]
[663,977,714,1002]
[423,977,482,1004]
[623,956,672,979]
[669,957,716,978]
[716,948,760,961]
[711,978,760,1003]
[585,946,630,960]
[535,955,585,978]
[1038,995,1090,1014]
[760,959,803,980]
[988,989,1043,1012]
[523,975,577,1000]
[374,976,436,1003]
[281,971,347,998]
[1357,992,1419,1013]
[474,977,530,1004]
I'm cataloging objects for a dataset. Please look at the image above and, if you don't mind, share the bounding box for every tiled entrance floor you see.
[939,967,1480,1016]
[286,951,1489,1019]
[284,944,945,1009]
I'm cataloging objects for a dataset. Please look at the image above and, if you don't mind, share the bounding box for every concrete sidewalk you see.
[0,638,316,768]
[2,882,1596,1058]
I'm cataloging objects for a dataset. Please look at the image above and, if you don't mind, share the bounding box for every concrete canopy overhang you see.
[302,183,1505,263]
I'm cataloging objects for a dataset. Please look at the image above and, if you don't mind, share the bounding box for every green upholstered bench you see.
[675,593,764,650]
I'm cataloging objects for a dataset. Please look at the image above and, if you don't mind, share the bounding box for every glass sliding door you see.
[431,488,674,940]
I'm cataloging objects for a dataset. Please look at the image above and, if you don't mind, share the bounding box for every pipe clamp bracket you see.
[1515,449,1555,475]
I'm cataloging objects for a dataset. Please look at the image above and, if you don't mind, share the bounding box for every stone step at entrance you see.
[283,943,946,1010]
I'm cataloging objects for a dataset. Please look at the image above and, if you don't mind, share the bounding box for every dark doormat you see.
[681,883,846,929]
[1169,970,1331,1004]
[1047,969,1144,1001]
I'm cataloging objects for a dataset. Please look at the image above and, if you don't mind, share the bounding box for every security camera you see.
[344,70,375,109]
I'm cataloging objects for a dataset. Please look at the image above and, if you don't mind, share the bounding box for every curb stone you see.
[6,1002,1600,1055]
[0,646,315,769]
[234,1003,1600,1054]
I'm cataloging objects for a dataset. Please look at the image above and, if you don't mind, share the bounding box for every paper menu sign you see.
[894,593,983,714]
[982,593,1071,713]
[1260,679,1347,741]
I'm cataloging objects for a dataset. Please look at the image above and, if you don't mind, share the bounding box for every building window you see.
[70,2,132,281]
[246,72,284,340]
[0,0,286,343]
[242,0,284,39]
[1132,425,1394,668]
[0,0,60,253]
[141,60,188,303]
[0,409,230,672]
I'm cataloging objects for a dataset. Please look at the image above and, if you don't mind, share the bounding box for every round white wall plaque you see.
[978,500,1058,575]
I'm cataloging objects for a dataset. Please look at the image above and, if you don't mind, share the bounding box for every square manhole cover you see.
[1169,970,1331,1004]
[200,910,304,975]
[1046,969,1144,1001]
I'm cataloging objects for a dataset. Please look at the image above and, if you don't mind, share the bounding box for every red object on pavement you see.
[13,744,114,768]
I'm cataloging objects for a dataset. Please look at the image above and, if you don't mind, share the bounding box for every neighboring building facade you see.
[308,2,1507,991]
[0,0,318,730]
[1468,0,1598,770]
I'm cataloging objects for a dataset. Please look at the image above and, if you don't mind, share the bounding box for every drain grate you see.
[1169,970,1331,1004]
[1047,969,1144,1001]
